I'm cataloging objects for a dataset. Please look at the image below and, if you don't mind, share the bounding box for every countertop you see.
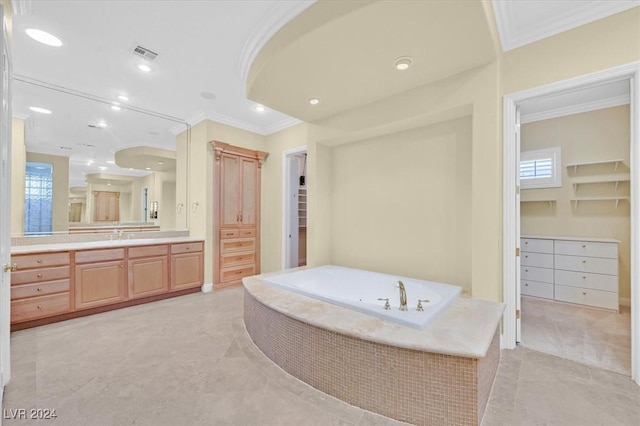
[11,237,204,254]
[521,235,620,243]
[243,269,505,359]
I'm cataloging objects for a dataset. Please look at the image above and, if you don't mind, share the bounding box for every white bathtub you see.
[263,265,462,329]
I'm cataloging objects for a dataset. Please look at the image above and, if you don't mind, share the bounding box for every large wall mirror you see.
[12,77,189,237]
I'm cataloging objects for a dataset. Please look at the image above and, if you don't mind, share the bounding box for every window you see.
[520,147,562,189]
[24,162,53,235]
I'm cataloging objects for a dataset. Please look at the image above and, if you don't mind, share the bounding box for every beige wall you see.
[11,118,25,235]
[328,117,472,290]
[521,106,631,300]
[25,152,69,232]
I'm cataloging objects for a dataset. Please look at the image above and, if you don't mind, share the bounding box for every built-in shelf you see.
[572,174,630,192]
[520,199,556,207]
[566,159,625,174]
[571,197,629,208]
[298,186,307,230]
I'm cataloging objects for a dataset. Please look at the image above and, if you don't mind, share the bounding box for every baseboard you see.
[201,282,213,293]
[619,297,631,307]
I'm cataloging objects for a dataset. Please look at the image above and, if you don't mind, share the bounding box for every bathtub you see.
[263,265,462,329]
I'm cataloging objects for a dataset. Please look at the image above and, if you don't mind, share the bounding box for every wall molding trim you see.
[521,94,630,124]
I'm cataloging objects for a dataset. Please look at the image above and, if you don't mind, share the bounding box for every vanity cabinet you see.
[128,245,169,299]
[75,248,127,310]
[10,252,72,323]
[170,242,204,291]
[212,142,267,289]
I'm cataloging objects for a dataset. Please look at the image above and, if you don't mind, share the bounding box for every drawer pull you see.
[582,244,586,248]
[582,292,587,295]
[186,246,190,250]
[236,243,243,247]
[235,271,243,275]
[37,288,42,292]
[525,255,528,258]
[37,305,42,309]
[582,276,586,279]
[226,233,234,236]
[525,283,528,286]
[582,260,587,264]
[525,269,528,272]
[236,257,244,261]
[37,273,42,278]
[524,241,528,245]
[36,259,42,264]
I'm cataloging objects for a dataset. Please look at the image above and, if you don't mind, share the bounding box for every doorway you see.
[282,147,307,269]
[503,62,640,384]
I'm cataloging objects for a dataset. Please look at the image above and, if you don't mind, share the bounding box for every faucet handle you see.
[377,298,391,310]
[416,299,430,312]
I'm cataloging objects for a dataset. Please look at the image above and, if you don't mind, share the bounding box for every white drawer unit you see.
[520,236,619,311]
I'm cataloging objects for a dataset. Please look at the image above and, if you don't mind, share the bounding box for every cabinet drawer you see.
[11,292,71,323]
[221,251,255,268]
[75,248,125,263]
[129,245,168,258]
[521,252,553,268]
[239,229,256,238]
[11,266,70,285]
[520,238,553,254]
[521,280,553,299]
[171,242,203,254]
[12,252,70,269]
[554,240,617,259]
[555,285,618,311]
[554,270,618,292]
[521,265,553,284]
[220,265,255,283]
[220,238,255,253]
[554,254,618,275]
[220,229,239,239]
[11,279,70,300]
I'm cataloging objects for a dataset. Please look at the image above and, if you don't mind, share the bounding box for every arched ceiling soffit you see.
[247,0,500,123]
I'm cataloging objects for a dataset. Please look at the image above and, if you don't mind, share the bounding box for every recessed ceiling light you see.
[25,28,63,47]
[254,104,266,113]
[87,160,94,165]
[308,98,320,106]
[29,106,52,114]
[117,95,129,102]
[157,160,164,165]
[394,56,413,71]
[145,167,151,170]
[137,63,152,73]
[97,121,107,128]
[110,104,121,111]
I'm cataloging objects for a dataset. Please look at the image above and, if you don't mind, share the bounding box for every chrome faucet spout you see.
[397,280,408,311]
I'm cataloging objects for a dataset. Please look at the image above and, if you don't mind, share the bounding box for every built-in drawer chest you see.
[521,236,619,311]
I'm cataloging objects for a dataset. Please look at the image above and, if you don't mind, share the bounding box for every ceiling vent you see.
[133,45,158,61]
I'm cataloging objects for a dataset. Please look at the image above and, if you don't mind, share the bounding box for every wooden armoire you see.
[212,142,268,289]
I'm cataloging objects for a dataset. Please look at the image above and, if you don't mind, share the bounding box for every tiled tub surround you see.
[243,272,504,425]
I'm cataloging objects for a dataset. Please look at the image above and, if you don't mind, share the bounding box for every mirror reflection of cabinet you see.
[212,142,267,289]
[93,191,120,222]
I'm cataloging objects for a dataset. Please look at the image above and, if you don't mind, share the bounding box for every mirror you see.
[12,77,188,237]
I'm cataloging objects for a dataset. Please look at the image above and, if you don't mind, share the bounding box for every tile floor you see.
[3,287,639,426]
[520,296,631,375]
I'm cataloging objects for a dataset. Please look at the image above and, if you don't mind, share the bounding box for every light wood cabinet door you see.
[221,154,241,227]
[128,256,169,299]
[240,157,257,225]
[171,252,203,291]
[75,260,126,310]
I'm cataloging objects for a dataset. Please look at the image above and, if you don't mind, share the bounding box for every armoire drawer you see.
[11,292,71,323]
[554,240,617,259]
[220,251,255,268]
[521,280,553,299]
[554,285,618,310]
[554,270,618,293]
[220,265,255,282]
[75,248,125,264]
[521,252,553,268]
[554,254,618,275]
[521,265,554,284]
[171,242,204,254]
[220,238,255,254]
[12,252,70,269]
[521,238,553,254]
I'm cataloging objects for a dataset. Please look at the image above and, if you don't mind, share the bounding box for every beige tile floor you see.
[3,287,639,426]
[521,296,631,375]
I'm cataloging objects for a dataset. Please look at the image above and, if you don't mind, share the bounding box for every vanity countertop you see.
[11,237,204,254]
[243,269,504,359]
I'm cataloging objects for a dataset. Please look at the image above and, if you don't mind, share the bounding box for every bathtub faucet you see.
[397,281,408,311]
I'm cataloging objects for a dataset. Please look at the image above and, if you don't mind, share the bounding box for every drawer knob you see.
[37,305,42,309]
[36,259,42,264]
[37,288,42,292]
[37,273,42,278]
[582,276,586,279]
[582,292,587,295]
[524,241,528,245]
[186,246,190,250]
[582,260,587,264]
[525,269,528,272]
[525,255,528,258]
[525,283,528,286]
[582,245,586,248]
[236,257,243,261]
[236,271,242,275]
[226,233,233,236]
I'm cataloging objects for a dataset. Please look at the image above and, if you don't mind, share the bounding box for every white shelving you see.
[298,187,307,229]
[571,196,629,209]
[572,174,630,192]
[520,199,556,207]
[566,159,625,174]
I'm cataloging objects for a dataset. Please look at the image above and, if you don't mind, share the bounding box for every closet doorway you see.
[502,63,640,384]
[283,147,307,269]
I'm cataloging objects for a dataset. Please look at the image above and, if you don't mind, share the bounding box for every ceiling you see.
[11,0,639,187]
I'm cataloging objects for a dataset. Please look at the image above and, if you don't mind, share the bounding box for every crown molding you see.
[261,116,302,135]
[521,94,630,124]
[237,1,315,83]
[493,0,640,52]
[173,110,301,137]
